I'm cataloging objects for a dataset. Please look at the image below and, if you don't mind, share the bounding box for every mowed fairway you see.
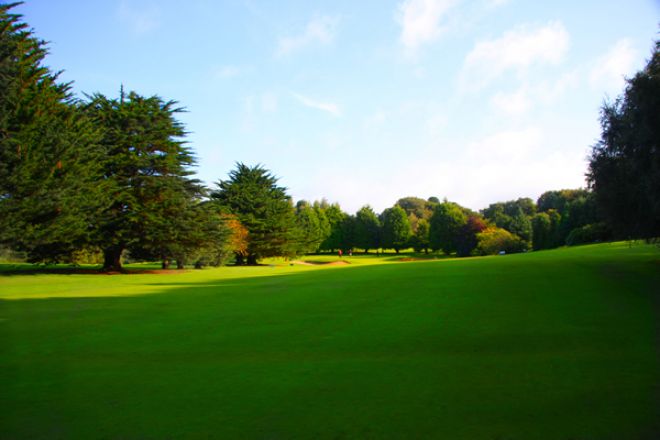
[1,243,659,439]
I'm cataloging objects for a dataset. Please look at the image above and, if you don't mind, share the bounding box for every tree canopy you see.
[381,206,412,253]
[211,163,298,264]
[0,3,105,263]
[588,40,660,240]
[83,90,202,271]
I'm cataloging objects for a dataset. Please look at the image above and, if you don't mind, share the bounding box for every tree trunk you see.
[162,259,170,269]
[395,248,400,254]
[247,254,258,265]
[176,259,184,270]
[102,246,123,272]
[235,253,245,265]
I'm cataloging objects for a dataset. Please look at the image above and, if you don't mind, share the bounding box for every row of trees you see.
[284,190,607,259]
[1,5,657,269]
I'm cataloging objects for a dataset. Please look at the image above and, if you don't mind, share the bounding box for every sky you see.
[15,0,660,213]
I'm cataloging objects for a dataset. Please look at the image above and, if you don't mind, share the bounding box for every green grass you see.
[1,242,658,439]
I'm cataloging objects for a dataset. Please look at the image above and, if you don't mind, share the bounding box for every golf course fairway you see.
[1,242,658,439]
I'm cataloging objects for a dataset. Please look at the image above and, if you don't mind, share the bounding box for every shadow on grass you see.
[0,263,194,277]
[1,244,659,440]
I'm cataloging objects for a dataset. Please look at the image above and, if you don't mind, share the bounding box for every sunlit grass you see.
[1,242,658,439]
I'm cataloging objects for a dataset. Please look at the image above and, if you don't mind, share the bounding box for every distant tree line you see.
[0,5,657,269]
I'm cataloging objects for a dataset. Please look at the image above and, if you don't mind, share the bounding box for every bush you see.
[565,223,612,246]
[0,246,26,263]
[474,227,527,256]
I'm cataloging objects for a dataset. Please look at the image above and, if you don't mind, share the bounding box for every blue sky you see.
[16,0,660,213]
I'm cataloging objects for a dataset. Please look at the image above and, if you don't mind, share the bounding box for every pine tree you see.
[588,40,660,239]
[211,163,298,264]
[0,3,105,262]
[83,91,202,271]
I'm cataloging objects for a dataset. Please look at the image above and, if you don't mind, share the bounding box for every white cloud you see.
[484,0,511,8]
[460,21,570,91]
[490,70,578,116]
[292,92,341,116]
[276,16,339,57]
[589,39,637,92]
[397,0,459,53]
[466,127,541,161]
[490,88,532,115]
[117,1,161,34]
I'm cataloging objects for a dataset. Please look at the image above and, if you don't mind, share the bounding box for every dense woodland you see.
[1,4,658,271]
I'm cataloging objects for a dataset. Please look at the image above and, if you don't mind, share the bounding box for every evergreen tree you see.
[83,90,202,271]
[211,163,298,264]
[0,4,105,262]
[588,40,660,239]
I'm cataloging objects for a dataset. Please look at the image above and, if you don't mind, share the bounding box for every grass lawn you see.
[1,242,659,439]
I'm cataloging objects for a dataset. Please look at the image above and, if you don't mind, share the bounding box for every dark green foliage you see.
[588,41,660,240]
[531,212,553,250]
[0,3,106,262]
[565,222,611,246]
[482,198,536,219]
[537,189,590,214]
[339,214,356,251]
[295,201,324,254]
[83,90,202,270]
[211,163,298,264]
[534,190,602,249]
[508,207,532,244]
[429,202,467,254]
[319,204,347,252]
[354,206,380,252]
[380,205,412,253]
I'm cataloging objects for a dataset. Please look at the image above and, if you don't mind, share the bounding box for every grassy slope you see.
[1,243,658,439]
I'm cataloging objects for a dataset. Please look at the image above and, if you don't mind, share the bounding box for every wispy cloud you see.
[117,1,161,34]
[489,71,578,116]
[460,21,570,91]
[292,92,341,116]
[589,38,637,92]
[396,0,459,54]
[276,16,339,57]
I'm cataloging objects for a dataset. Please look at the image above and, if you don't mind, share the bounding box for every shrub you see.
[474,227,526,256]
[565,223,612,246]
